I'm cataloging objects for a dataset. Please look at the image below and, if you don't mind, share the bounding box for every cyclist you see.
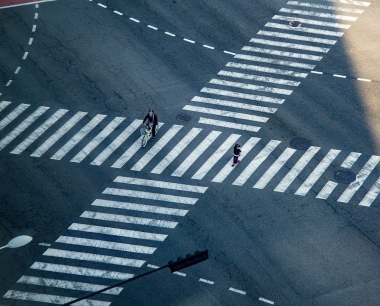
[143,109,158,139]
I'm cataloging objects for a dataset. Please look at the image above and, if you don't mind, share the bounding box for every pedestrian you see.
[143,109,158,139]
[232,144,241,166]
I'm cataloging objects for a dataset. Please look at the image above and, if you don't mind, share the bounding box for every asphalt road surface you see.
[1,0,380,305]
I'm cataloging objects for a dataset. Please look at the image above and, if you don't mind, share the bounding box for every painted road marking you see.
[217,70,300,86]
[241,46,322,61]
[198,118,261,132]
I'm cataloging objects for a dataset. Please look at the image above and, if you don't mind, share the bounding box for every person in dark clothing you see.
[232,144,241,166]
[143,109,158,139]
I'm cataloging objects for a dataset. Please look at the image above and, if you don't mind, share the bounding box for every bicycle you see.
[141,123,159,147]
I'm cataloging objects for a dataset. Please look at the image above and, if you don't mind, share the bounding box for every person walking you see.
[143,109,158,139]
[232,144,241,166]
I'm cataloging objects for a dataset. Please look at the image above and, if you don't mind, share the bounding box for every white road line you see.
[235,53,315,69]
[172,131,221,177]
[148,25,158,30]
[218,70,300,86]
[0,103,29,132]
[357,78,371,82]
[279,8,357,21]
[259,297,275,304]
[242,46,322,61]
[199,278,214,284]
[0,106,49,151]
[51,114,106,160]
[229,287,246,295]
[173,271,187,276]
[325,0,370,6]
[209,78,293,95]
[111,137,143,168]
[10,109,68,155]
[80,211,178,228]
[92,199,188,216]
[3,290,110,306]
[250,37,330,53]
[22,51,28,59]
[0,101,11,112]
[17,276,122,295]
[338,155,380,203]
[183,105,269,122]
[15,66,21,73]
[226,62,308,78]
[69,223,167,241]
[97,3,107,8]
[113,10,123,15]
[274,146,320,192]
[272,15,351,29]
[165,31,175,37]
[295,149,340,196]
[258,30,337,45]
[151,128,202,174]
[233,140,281,186]
[265,22,344,37]
[201,88,285,104]
[359,177,380,207]
[31,261,134,280]
[147,264,159,269]
[316,181,338,199]
[254,147,296,189]
[224,50,236,55]
[192,96,277,113]
[56,236,156,254]
[311,71,323,74]
[38,243,51,247]
[192,134,241,180]
[131,125,182,171]
[91,119,141,166]
[212,137,261,183]
[184,38,195,43]
[102,188,198,205]
[334,74,346,78]
[341,152,361,168]
[198,118,261,132]
[287,1,364,14]
[34,12,38,19]
[113,176,208,193]
[71,116,125,163]
[129,17,140,23]
[5,80,12,86]
[203,44,214,49]
[31,111,87,157]
[28,37,33,45]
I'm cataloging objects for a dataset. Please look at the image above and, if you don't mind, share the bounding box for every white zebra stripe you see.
[287,1,364,14]
[151,128,202,174]
[80,211,178,228]
[30,261,134,280]
[249,37,330,53]
[91,119,141,166]
[253,147,296,189]
[212,137,261,183]
[265,22,344,37]
[183,105,269,123]
[17,275,122,295]
[210,78,293,95]
[341,152,361,168]
[324,0,370,6]
[192,134,241,180]
[0,103,29,132]
[274,146,320,192]
[0,106,49,151]
[233,140,281,186]
[241,46,322,61]
[3,290,110,306]
[338,155,380,203]
[272,15,351,29]
[51,114,106,160]
[218,70,300,86]
[10,109,68,154]
[295,149,341,196]
[131,125,183,171]
[56,236,156,254]
[192,96,277,113]
[201,88,285,104]
[102,188,198,205]
[279,8,357,21]
[226,62,308,78]
[68,223,167,241]
[31,111,87,157]
[0,100,11,112]
[71,116,125,163]
[316,181,338,200]
[198,118,261,132]
[359,177,380,207]
[113,176,208,193]
[172,131,221,177]
[234,54,315,69]
[92,199,188,216]
[258,30,337,45]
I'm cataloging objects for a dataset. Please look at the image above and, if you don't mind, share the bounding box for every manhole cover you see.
[176,113,191,122]
[289,20,302,27]
[290,138,311,150]
[335,171,356,184]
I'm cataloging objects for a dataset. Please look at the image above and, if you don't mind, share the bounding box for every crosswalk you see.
[0,100,380,207]
[183,0,370,132]
[2,177,208,305]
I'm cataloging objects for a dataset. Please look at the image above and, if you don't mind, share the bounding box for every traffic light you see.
[168,250,209,272]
